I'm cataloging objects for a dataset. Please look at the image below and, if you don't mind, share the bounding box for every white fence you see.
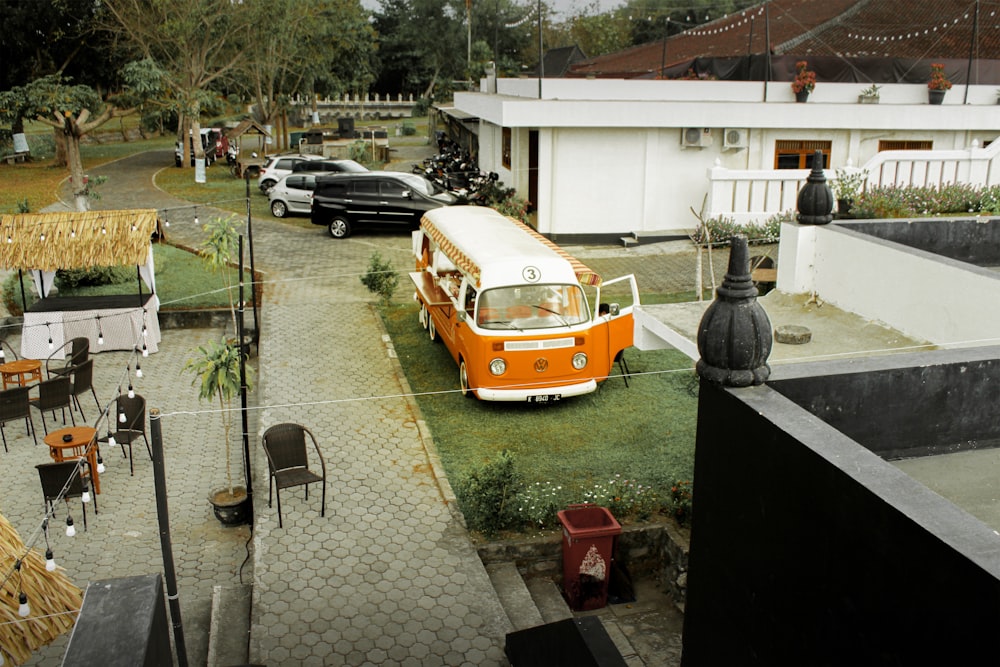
[706,139,1000,224]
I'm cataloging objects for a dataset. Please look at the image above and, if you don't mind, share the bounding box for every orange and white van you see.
[409,206,639,402]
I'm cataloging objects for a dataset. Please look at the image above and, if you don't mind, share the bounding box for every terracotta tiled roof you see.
[568,0,1000,78]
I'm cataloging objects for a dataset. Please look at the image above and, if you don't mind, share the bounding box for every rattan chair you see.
[30,375,75,435]
[261,423,327,528]
[46,337,89,378]
[102,393,151,476]
[0,385,36,450]
[69,359,100,421]
[37,460,94,531]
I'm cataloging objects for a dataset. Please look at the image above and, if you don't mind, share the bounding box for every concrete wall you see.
[681,347,1000,666]
[776,219,1000,347]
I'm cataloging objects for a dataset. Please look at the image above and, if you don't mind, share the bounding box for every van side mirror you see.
[609,303,620,316]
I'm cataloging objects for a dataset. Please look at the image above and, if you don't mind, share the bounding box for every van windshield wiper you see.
[533,305,572,327]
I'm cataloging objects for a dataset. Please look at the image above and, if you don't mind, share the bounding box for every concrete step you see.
[620,235,639,248]
[486,562,544,631]
[206,583,252,667]
[526,576,573,624]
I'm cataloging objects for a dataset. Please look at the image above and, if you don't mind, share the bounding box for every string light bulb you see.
[135,361,143,378]
[40,232,45,242]
[45,548,56,572]
[108,430,116,448]
[164,212,170,227]
[127,381,135,399]
[142,342,148,357]
[82,489,91,504]
[97,316,104,345]
[0,346,5,360]
[97,452,105,474]
[70,228,76,238]
[65,515,76,537]
[18,592,29,617]
[194,206,199,226]
[119,405,127,423]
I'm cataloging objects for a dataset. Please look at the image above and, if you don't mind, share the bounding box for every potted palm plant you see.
[199,215,253,357]
[186,339,254,525]
[858,84,881,104]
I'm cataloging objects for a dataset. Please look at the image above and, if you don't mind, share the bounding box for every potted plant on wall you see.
[791,61,816,102]
[833,167,869,218]
[858,84,881,104]
[186,339,255,525]
[928,63,952,104]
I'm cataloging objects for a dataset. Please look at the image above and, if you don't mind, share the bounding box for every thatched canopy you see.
[0,209,157,272]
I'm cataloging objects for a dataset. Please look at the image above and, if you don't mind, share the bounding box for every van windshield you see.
[477,284,590,330]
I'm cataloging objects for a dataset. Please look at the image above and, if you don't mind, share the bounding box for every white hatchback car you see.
[257,154,325,193]
[268,172,321,218]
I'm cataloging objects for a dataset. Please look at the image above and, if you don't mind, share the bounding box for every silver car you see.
[257,154,325,193]
[268,172,321,218]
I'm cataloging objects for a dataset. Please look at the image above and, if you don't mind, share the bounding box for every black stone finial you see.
[796,149,834,225]
[696,235,772,387]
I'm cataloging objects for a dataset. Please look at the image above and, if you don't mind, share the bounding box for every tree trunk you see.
[65,127,89,212]
[52,129,68,168]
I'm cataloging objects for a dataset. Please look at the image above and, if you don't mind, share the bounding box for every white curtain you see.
[138,245,157,306]
[30,270,57,298]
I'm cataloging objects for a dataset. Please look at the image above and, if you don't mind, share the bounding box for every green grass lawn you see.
[382,302,699,531]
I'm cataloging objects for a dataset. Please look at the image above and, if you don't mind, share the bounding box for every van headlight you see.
[489,358,507,376]
[572,353,588,370]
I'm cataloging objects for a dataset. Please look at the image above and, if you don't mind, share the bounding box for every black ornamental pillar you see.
[696,235,772,387]
[796,149,834,225]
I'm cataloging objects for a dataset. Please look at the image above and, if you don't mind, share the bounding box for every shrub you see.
[411,97,431,117]
[580,474,660,522]
[668,480,693,525]
[55,265,133,290]
[515,481,569,530]
[455,449,524,537]
[691,211,789,247]
[359,251,399,305]
[348,140,385,170]
[401,121,417,136]
[2,272,37,316]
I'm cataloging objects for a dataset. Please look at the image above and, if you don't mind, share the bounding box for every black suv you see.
[310,172,458,238]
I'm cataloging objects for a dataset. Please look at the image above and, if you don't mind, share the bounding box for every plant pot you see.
[858,95,879,104]
[837,199,854,219]
[928,89,946,105]
[795,90,810,103]
[210,487,251,526]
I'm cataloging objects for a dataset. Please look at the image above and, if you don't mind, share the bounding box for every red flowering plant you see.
[928,63,952,90]
[791,60,816,94]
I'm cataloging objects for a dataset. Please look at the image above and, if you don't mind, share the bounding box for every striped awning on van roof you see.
[420,214,602,288]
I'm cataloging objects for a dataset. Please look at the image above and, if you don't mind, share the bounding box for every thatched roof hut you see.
[0,210,157,273]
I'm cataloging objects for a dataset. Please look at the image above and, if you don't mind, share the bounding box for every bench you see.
[2,152,28,165]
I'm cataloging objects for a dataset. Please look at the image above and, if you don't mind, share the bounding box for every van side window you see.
[380,179,407,198]
[352,180,377,196]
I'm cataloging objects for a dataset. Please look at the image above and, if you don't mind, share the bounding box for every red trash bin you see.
[557,504,622,611]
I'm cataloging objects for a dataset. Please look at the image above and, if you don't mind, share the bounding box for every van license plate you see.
[528,394,561,403]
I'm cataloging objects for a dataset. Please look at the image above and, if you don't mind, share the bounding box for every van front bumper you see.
[475,379,597,402]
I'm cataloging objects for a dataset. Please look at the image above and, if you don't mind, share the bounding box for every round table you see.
[0,359,42,389]
[43,426,101,495]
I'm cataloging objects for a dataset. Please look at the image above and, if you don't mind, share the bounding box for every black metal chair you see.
[46,337,90,378]
[36,460,95,531]
[102,393,151,476]
[30,375,75,435]
[261,423,326,528]
[69,359,100,421]
[0,385,36,450]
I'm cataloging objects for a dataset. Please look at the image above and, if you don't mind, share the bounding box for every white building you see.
[448,77,1000,243]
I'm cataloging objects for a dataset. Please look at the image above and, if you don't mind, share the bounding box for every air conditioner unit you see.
[681,127,713,148]
[724,128,749,149]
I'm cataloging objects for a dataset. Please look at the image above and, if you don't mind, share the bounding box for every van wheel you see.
[418,304,428,329]
[328,217,351,239]
[459,360,474,398]
[428,316,437,342]
[270,200,288,218]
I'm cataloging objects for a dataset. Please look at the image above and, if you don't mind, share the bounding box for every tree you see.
[232,0,376,150]
[568,7,631,58]
[372,0,467,99]
[100,0,256,168]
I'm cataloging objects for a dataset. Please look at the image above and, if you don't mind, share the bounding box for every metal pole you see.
[964,0,979,104]
[150,408,189,667]
[244,171,260,348]
[537,0,544,99]
[763,1,771,100]
[238,235,253,503]
[17,269,27,314]
[136,265,143,307]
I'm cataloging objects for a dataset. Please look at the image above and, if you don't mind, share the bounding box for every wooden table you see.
[43,426,101,494]
[0,359,42,389]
